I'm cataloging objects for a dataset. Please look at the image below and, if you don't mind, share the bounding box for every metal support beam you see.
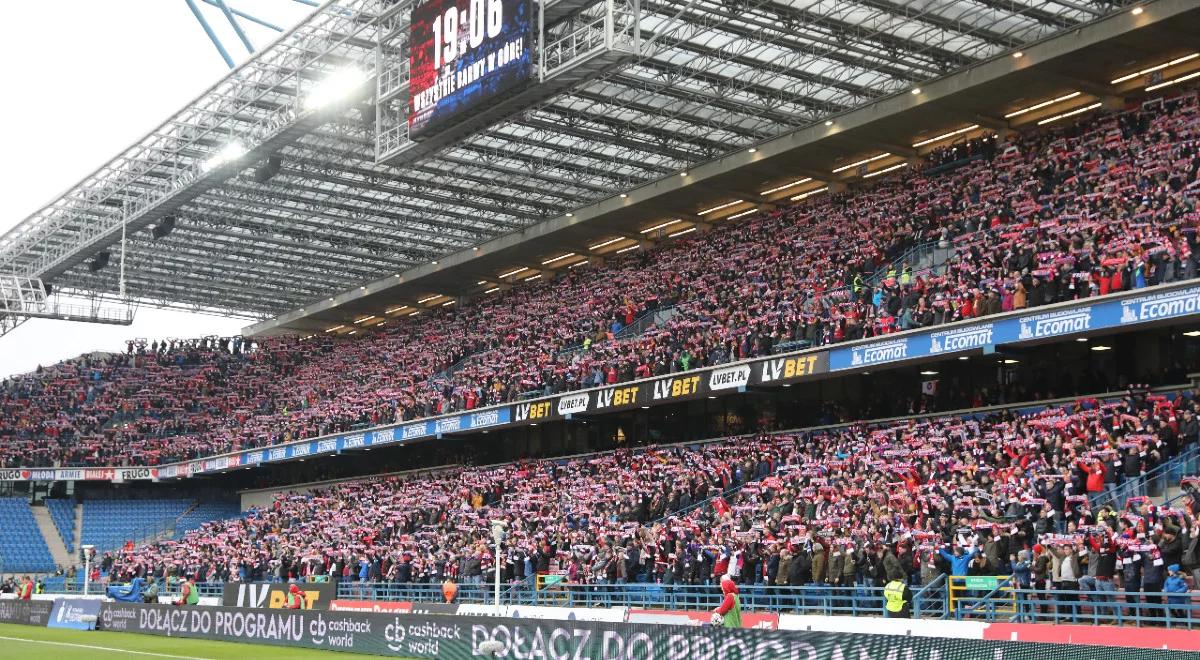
[213,0,257,54]
[184,0,236,69]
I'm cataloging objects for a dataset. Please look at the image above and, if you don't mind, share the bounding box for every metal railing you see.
[1008,588,1199,628]
[1094,443,1200,510]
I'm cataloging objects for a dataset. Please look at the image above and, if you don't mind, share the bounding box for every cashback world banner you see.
[95,602,1196,659]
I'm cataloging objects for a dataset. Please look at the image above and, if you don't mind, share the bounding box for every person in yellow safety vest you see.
[442,577,459,604]
[883,579,913,618]
[18,576,33,600]
[286,583,307,609]
[899,262,913,287]
[710,575,743,628]
[173,578,199,607]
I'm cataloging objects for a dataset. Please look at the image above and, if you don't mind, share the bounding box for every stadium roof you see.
[0,0,1192,330]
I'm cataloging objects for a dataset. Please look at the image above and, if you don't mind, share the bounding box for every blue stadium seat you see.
[80,499,192,552]
[80,499,239,552]
[0,498,56,573]
[45,498,76,553]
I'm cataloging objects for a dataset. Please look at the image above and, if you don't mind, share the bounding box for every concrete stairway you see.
[32,505,74,571]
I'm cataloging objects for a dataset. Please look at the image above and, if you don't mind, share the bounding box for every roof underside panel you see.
[0,0,1128,317]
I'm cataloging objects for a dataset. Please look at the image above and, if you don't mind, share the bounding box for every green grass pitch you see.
[0,622,413,659]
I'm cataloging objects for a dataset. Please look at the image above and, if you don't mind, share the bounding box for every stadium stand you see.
[0,497,56,573]
[1,90,1198,470]
[108,388,1199,611]
[45,498,76,553]
[80,499,193,553]
[174,500,240,536]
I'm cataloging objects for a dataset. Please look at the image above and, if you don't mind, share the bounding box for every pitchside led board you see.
[408,0,532,138]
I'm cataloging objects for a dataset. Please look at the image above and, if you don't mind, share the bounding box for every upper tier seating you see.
[1,90,1198,468]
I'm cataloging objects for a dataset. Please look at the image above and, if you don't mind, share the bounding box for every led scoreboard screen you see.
[408,0,532,138]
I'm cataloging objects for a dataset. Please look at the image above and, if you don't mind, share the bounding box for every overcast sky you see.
[0,1,313,378]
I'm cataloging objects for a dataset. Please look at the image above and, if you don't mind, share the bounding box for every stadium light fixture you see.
[1036,102,1102,126]
[441,300,455,306]
[201,140,247,172]
[1146,70,1200,92]
[589,237,623,251]
[616,245,640,254]
[668,227,698,238]
[347,330,358,335]
[863,163,908,179]
[407,310,420,316]
[789,186,829,201]
[1012,51,1024,59]
[680,172,688,177]
[958,356,969,361]
[725,209,757,221]
[303,67,369,111]
[1076,337,1089,342]
[541,253,577,266]
[640,219,682,234]
[1003,91,1081,118]
[1183,330,1200,337]
[1112,53,1198,84]
[499,267,530,278]
[1002,359,1019,365]
[697,200,745,216]
[568,261,587,269]
[760,179,812,195]
[485,287,500,294]
[911,88,921,95]
[565,213,574,217]
[325,325,345,333]
[476,280,487,285]
[354,315,376,324]
[417,294,440,304]
[920,370,938,376]
[911,124,980,148]
[1090,345,1112,352]
[824,120,834,126]
[1131,6,1143,15]
[473,246,480,251]
[832,153,890,174]
[385,306,409,314]
[431,260,438,265]
[524,274,542,282]
[619,193,628,198]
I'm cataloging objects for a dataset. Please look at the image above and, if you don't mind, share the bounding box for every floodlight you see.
[304,68,369,111]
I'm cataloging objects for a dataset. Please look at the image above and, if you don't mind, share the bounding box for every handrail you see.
[1094,443,1200,510]
[913,573,948,619]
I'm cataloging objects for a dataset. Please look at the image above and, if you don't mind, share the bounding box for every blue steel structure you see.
[184,0,318,69]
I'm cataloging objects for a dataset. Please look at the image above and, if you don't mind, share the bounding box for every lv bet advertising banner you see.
[95,602,1195,659]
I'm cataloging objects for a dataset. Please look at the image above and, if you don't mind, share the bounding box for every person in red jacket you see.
[1078,458,1106,508]
[17,576,33,600]
[285,583,307,609]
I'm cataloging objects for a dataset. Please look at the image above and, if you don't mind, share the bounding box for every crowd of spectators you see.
[1,90,1199,468]
[108,388,1200,614]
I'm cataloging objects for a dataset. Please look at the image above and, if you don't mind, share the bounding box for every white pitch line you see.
[0,634,213,660]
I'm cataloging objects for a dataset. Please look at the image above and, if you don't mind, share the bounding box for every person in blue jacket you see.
[1163,564,1190,620]
[938,544,979,576]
